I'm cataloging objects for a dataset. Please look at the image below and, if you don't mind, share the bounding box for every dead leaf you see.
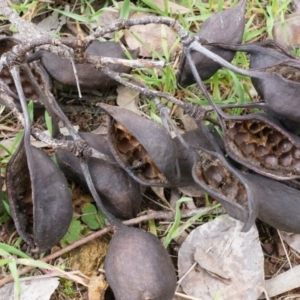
[96,2,136,38]
[194,248,231,283]
[273,13,300,47]
[178,214,264,300]
[279,231,300,253]
[178,182,205,197]
[124,12,180,57]
[173,106,198,131]
[0,277,59,300]
[151,0,190,14]
[116,85,139,112]
[265,264,300,298]
[37,10,67,34]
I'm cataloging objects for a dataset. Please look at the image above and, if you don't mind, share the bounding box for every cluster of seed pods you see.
[3,0,300,299]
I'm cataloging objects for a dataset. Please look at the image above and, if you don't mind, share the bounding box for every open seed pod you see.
[0,37,44,105]
[56,132,141,219]
[29,41,139,89]
[245,173,300,233]
[105,226,177,300]
[251,62,300,122]
[177,0,246,87]
[173,125,222,187]
[6,137,73,252]
[205,41,300,123]
[99,103,180,187]
[221,112,300,180]
[192,146,257,232]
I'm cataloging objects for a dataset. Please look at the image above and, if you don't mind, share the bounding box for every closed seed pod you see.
[177,0,246,87]
[99,103,180,187]
[192,146,258,232]
[105,226,177,300]
[6,137,73,253]
[245,173,300,233]
[29,41,139,89]
[56,132,141,219]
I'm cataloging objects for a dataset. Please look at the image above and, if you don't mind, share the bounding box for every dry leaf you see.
[194,248,231,283]
[124,12,179,57]
[279,231,300,253]
[273,13,300,47]
[0,277,59,300]
[37,10,67,34]
[265,264,300,298]
[96,2,136,38]
[178,214,264,300]
[116,85,139,112]
[151,0,190,14]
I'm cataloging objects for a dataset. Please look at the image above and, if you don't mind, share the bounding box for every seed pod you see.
[105,226,177,300]
[174,125,222,187]
[99,103,180,187]
[209,41,300,123]
[245,173,300,233]
[6,137,73,252]
[29,41,139,89]
[56,132,141,219]
[221,113,300,180]
[0,37,45,105]
[192,146,257,232]
[177,0,246,87]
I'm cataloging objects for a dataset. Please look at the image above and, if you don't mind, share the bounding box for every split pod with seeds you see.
[185,52,300,180]
[28,41,140,89]
[56,132,142,220]
[216,110,300,180]
[173,125,223,187]
[191,138,300,233]
[99,103,180,187]
[5,137,73,252]
[192,145,257,232]
[177,0,246,87]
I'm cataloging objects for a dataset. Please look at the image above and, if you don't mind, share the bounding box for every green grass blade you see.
[44,110,52,136]
[50,8,91,23]
[8,260,21,300]
[163,197,193,247]
[119,0,130,19]
[0,243,30,259]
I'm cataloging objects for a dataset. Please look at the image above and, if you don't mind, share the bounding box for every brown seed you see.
[240,142,255,156]
[277,139,293,154]
[278,153,293,166]
[222,183,238,200]
[234,132,251,146]
[266,132,282,147]
[248,122,264,134]
[254,145,269,157]
[203,165,224,188]
[264,155,278,168]
[293,149,300,159]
